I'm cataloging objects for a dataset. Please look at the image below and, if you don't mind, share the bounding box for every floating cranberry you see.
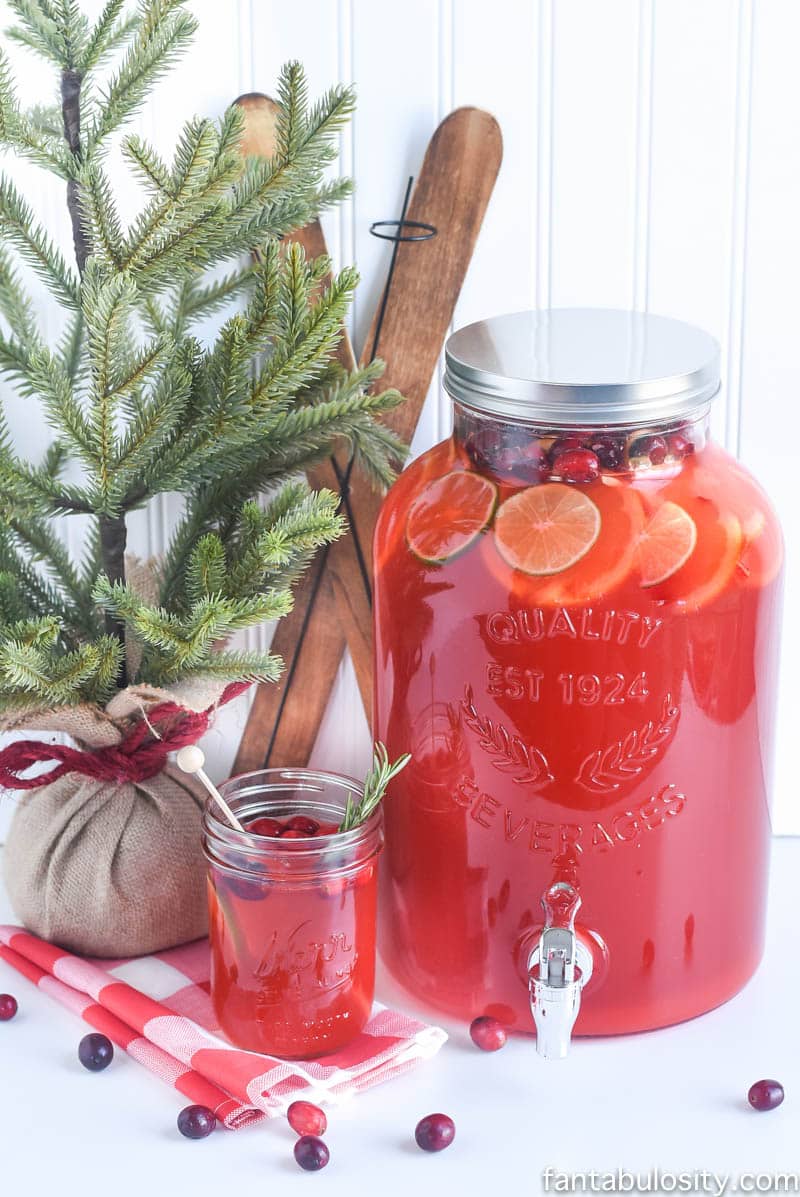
[668,432,694,458]
[248,816,283,837]
[415,1112,456,1153]
[294,1135,330,1171]
[469,1015,507,1052]
[464,427,504,473]
[78,1032,114,1072]
[287,1100,327,1136]
[629,434,668,465]
[222,873,267,902]
[502,441,549,484]
[284,815,320,835]
[0,994,18,1021]
[316,822,340,836]
[552,448,600,484]
[589,435,625,471]
[549,434,586,462]
[177,1104,217,1139]
[747,1079,784,1112]
[280,829,307,839]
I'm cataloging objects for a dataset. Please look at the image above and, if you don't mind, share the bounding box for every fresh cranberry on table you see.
[551,448,600,484]
[629,434,668,465]
[177,1104,217,1139]
[747,1079,784,1111]
[287,1100,327,1136]
[0,994,18,1021]
[294,1135,330,1171]
[78,1032,114,1071]
[415,1112,456,1153]
[469,1015,507,1052]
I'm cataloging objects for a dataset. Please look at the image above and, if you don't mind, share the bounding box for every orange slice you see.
[406,470,497,564]
[647,495,742,608]
[536,480,646,603]
[677,450,783,589]
[636,501,698,587]
[493,483,601,576]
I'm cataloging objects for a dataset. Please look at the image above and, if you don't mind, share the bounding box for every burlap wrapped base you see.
[1,682,235,957]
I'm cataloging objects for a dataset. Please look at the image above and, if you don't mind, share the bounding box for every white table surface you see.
[1,841,797,1197]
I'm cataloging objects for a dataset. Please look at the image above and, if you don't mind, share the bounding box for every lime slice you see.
[637,501,698,587]
[406,470,497,564]
[493,483,601,576]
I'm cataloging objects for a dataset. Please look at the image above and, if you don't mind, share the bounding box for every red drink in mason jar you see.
[373,310,783,1049]
[203,769,380,1059]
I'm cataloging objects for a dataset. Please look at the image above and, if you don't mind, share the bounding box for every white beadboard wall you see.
[1,0,799,836]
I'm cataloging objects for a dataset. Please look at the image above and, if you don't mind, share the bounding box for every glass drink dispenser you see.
[373,309,783,1056]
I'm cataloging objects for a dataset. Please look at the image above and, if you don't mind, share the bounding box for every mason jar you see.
[373,309,783,1051]
[202,768,381,1059]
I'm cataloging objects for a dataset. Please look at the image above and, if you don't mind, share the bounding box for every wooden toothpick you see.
[175,746,246,833]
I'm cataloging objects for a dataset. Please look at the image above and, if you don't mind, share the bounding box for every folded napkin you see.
[0,925,446,1129]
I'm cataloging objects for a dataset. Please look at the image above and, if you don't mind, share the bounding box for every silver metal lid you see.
[444,308,720,426]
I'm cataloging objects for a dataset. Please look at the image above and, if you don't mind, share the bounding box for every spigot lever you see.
[528,882,593,1060]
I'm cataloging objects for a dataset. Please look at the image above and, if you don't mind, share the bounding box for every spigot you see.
[528,881,594,1060]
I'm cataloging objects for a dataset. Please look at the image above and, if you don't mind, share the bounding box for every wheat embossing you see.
[575,694,679,795]
[461,686,553,788]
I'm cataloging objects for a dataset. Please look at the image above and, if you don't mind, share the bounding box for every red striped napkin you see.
[0,925,446,1128]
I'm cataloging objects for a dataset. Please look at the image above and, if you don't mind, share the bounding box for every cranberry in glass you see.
[221,872,266,902]
[465,427,502,473]
[668,432,694,458]
[284,815,320,835]
[0,994,18,1021]
[589,435,625,471]
[294,1135,330,1171]
[503,441,549,484]
[469,1015,507,1052]
[747,1079,784,1111]
[549,434,586,462]
[552,448,600,484]
[248,816,283,837]
[415,1113,456,1153]
[630,434,668,465]
[280,829,307,839]
[288,1100,327,1136]
[177,1104,217,1139]
[78,1032,114,1071]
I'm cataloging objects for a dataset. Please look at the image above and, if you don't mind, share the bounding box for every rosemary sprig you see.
[338,742,411,832]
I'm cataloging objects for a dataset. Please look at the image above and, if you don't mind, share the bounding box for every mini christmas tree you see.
[0,0,404,709]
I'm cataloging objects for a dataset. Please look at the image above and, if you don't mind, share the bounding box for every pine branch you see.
[78,161,125,267]
[78,0,135,74]
[0,243,39,343]
[122,131,173,194]
[0,33,409,705]
[88,0,197,149]
[6,1,65,67]
[0,174,80,305]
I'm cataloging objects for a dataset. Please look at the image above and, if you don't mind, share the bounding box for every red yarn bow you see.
[0,682,250,790]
